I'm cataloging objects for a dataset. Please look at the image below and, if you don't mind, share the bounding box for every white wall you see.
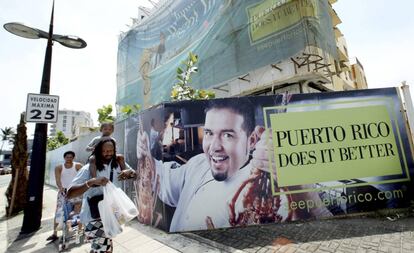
[45,120,126,186]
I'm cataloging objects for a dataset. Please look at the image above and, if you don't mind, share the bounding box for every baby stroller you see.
[58,198,85,251]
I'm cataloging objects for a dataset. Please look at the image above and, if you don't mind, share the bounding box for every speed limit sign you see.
[26,93,60,123]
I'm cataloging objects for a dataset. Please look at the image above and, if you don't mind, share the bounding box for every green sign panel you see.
[265,103,408,194]
[247,0,318,44]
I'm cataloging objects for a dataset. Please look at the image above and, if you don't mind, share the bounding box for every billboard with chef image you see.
[129,88,414,232]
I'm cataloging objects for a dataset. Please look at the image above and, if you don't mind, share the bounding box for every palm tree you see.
[0,127,15,156]
[6,115,28,215]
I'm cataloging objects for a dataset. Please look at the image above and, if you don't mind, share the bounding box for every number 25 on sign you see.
[25,93,59,123]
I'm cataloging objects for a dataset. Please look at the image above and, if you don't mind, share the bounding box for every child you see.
[67,201,82,231]
[86,122,115,152]
[86,122,126,177]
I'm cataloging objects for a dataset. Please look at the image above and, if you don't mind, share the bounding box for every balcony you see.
[329,6,342,27]
[334,27,343,39]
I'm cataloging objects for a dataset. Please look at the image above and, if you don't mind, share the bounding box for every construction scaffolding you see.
[116,0,338,109]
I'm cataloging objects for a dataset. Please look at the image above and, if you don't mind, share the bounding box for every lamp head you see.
[3,22,44,39]
[53,34,87,49]
[4,22,87,49]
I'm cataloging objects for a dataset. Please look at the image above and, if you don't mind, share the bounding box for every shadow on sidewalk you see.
[5,216,57,252]
[6,216,88,253]
[6,236,54,253]
[7,216,54,243]
[7,214,64,253]
[190,215,414,252]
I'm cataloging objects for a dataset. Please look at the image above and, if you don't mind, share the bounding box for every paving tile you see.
[152,245,180,253]
[131,239,165,253]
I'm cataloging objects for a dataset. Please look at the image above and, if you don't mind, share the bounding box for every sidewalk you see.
[2,176,414,253]
[0,178,220,253]
[192,215,414,253]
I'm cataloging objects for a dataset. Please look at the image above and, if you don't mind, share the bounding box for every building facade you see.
[49,110,94,139]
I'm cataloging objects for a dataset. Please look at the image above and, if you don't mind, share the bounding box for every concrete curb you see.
[124,220,236,252]
[182,232,246,253]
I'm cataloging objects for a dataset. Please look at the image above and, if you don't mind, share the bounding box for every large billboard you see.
[126,88,414,232]
[117,0,337,108]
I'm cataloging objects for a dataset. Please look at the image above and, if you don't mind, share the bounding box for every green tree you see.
[5,114,28,215]
[47,131,69,151]
[119,104,141,120]
[120,104,141,115]
[171,52,215,101]
[0,127,15,156]
[97,104,115,124]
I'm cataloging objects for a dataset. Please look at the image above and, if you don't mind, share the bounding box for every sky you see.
[334,0,414,89]
[0,0,151,139]
[0,0,413,140]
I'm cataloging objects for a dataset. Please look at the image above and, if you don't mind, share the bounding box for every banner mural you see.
[126,88,414,232]
[117,0,337,108]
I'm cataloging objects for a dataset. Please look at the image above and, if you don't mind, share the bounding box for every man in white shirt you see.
[67,139,135,253]
[47,151,82,242]
[137,99,330,232]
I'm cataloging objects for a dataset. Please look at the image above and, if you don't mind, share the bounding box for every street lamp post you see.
[3,0,86,233]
